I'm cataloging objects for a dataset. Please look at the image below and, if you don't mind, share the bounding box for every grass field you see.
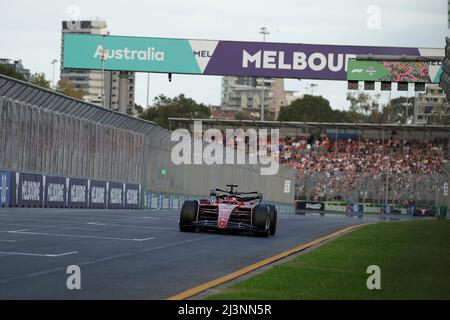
[206,220,450,300]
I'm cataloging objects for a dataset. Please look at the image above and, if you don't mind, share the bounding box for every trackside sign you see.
[63,34,442,80]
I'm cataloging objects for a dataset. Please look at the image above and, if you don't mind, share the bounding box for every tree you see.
[56,78,85,100]
[31,72,51,89]
[235,111,256,120]
[383,97,415,124]
[0,64,26,81]
[346,92,382,123]
[139,94,211,128]
[278,95,348,122]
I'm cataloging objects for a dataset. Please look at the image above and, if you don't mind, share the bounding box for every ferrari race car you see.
[179,185,277,237]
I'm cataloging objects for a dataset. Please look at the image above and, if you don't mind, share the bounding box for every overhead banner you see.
[63,34,443,81]
[347,60,442,83]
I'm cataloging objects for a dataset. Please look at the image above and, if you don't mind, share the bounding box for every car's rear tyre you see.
[252,205,269,237]
[268,205,277,236]
[179,200,198,232]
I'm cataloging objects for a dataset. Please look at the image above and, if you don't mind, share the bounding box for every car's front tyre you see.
[252,205,270,237]
[179,200,198,232]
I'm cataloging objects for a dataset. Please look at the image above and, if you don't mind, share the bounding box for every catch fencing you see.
[0,75,295,210]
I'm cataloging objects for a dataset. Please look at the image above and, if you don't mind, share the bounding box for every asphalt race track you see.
[0,208,402,299]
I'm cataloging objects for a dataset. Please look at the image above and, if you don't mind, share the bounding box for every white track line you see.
[0,222,100,231]
[0,235,218,285]
[2,230,155,242]
[0,251,78,257]
[86,222,175,230]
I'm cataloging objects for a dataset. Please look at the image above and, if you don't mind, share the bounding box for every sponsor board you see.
[63,33,441,81]
[162,194,170,209]
[17,173,43,207]
[173,195,180,210]
[296,201,325,211]
[347,60,439,83]
[44,176,66,208]
[363,205,382,214]
[68,178,88,208]
[124,183,140,209]
[90,180,107,209]
[109,182,124,209]
[0,171,11,207]
[324,203,347,212]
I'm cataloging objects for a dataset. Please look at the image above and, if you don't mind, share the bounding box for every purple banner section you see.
[204,41,420,80]
[89,180,107,209]
[44,176,66,208]
[17,173,43,207]
[108,182,124,209]
[124,183,140,209]
[68,178,88,208]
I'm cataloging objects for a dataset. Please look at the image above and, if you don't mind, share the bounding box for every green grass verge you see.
[206,220,450,300]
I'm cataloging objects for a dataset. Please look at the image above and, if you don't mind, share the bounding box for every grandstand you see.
[169,118,450,209]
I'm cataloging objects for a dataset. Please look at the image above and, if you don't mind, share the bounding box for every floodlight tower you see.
[259,27,270,121]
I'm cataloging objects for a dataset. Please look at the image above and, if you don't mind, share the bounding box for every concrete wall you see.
[0,95,295,206]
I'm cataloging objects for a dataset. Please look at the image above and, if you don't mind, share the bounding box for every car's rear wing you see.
[210,188,263,204]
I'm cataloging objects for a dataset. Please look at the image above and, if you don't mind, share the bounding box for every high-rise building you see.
[0,58,31,81]
[221,76,296,119]
[414,84,450,124]
[60,20,136,114]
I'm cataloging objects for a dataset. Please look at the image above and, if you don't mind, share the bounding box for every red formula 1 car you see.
[179,185,277,237]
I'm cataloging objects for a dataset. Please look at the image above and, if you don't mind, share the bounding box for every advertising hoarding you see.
[0,171,11,207]
[347,60,441,83]
[108,182,124,209]
[63,34,442,81]
[124,183,140,209]
[90,180,107,209]
[44,176,66,208]
[68,178,88,208]
[17,173,43,207]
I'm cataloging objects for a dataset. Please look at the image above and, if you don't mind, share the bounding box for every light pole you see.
[146,73,150,108]
[307,83,318,95]
[50,59,58,89]
[259,27,269,121]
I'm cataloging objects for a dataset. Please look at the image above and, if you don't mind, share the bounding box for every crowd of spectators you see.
[279,135,449,202]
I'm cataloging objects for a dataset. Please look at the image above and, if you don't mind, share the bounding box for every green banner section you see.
[347,60,432,83]
[63,34,201,74]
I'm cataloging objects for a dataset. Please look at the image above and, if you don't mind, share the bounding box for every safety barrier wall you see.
[0,97,144,185]
[143,192,296,214]
[296,200,408,215]
[0,76,296,207]
[0,169,140,209]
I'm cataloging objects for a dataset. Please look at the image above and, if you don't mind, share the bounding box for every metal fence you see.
[296,172,448,206]
[0,97,144,184]
[0,75,295,205]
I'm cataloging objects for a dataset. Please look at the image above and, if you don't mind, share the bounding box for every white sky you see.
[0,0,448,110]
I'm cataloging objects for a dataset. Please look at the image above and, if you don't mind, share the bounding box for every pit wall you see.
[0,170,295,213]
[142,191,296,214]
[296,200,409,215]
